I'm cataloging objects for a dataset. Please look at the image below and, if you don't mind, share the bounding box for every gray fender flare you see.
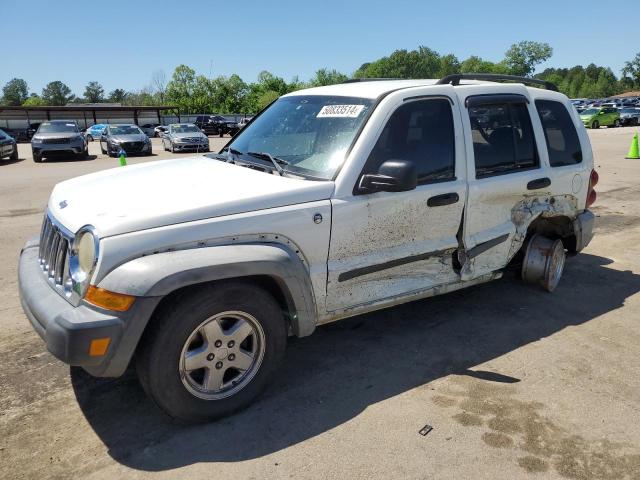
[98,244,318,337]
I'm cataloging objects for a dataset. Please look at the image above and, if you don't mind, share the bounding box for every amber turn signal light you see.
[85,286,136,312]
[89,337,111,357]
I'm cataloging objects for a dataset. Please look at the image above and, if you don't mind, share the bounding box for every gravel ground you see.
[1,127,640,479]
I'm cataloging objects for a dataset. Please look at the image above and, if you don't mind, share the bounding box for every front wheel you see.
[136,282,287,422]
[33,151,43,163]
[613,119,621,128]
[10,147,18,160]
[591,120,599,129]
[87,135,93,142]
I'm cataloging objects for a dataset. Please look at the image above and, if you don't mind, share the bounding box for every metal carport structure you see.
[0,104,180,130]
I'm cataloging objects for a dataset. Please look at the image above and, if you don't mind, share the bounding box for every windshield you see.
[621,108,637,113]
[172,124,200,133]
[37,122,79,134]
[581,109,599,116]
[228,95,374,179]
[110,125,143,135]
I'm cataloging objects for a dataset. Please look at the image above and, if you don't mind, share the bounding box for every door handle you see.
[427,192,459,207]
[527,177,551,190]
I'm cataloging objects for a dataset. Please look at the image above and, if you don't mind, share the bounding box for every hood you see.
[33,131,81,140]
[48,156,334,237]
[110,134,147,142]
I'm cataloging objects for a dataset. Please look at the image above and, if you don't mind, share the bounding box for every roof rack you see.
[436,73,558,92]
[342,78,402,83]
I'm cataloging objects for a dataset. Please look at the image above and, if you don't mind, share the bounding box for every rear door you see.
[460,93,550,280]
[326,88,467,312]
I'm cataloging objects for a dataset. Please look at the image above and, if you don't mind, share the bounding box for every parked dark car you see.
[194,115,239,137]
[0,128,18,160]
[99,124,152,157]
[31,121,88,162]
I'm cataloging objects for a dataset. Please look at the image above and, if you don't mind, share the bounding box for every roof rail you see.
[342,78,402,83]
[436,73,558,92]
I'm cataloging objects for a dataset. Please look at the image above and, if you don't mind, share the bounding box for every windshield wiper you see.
[225,147,243,163]
[246,151,289,176]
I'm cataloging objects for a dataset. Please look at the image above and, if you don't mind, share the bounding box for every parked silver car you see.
[99,124,152,157]
[162,124,210,153]
[620,108,640,126]
[31,120,88,163]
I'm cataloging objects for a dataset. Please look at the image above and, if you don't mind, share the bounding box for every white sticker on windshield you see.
[66,123,75,127]
[317,105,365,118]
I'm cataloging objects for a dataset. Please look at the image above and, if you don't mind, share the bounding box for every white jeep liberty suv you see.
[19,74,596,422]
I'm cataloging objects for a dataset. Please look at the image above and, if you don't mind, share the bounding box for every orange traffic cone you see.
[627,132,640,159]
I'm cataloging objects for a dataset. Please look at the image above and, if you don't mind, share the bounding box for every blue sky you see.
[3,0,637,96]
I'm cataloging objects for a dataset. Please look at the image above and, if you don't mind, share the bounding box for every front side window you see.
[535,100,582,166]
[228,95,374,179]
[362,98,456,184]
[469,102,538,178]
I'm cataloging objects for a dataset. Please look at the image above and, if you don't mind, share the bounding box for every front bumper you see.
[32,142,85,155]
[173,142,209,151]
[18,238,160,377]
[108,142,152,155]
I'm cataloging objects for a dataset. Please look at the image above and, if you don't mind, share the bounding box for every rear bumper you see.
[19,238,161,377]
[573,209,595,252]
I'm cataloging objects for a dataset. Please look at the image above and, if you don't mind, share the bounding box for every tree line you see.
[3,42,640,114]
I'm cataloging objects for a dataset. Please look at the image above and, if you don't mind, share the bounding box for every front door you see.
[326,91,467,313]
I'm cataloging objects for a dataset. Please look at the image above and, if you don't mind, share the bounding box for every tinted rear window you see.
[469,102,538,178]
[535,100,582,167]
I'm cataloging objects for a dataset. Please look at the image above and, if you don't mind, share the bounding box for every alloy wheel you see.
[179,311,266,400]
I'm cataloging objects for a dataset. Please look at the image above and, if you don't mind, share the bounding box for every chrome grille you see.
[38,214,72,286]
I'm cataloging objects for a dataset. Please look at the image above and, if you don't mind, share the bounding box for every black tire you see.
[633,118,639,126]
[10,146,18,160]
[613,119,621,128]
[100,144,107,154]
[87,135,93,142]
[33,151,43,163]
[136,282,287,422]
[170,142,176,153]
[592,121,599,129]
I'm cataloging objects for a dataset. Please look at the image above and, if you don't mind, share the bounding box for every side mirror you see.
[358,160,417,193]
[599,111,605,115]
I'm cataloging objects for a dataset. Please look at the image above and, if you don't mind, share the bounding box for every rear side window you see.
[364,98,455,184]
[535,100,582,166]
[469,102,538,178]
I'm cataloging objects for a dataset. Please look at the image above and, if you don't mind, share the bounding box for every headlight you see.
[32,137,43,143]
[70,226,99,296]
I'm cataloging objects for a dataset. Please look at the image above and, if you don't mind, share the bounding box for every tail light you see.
[586,169,598,208]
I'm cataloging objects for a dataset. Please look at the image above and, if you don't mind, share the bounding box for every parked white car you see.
[19,74,596,422]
